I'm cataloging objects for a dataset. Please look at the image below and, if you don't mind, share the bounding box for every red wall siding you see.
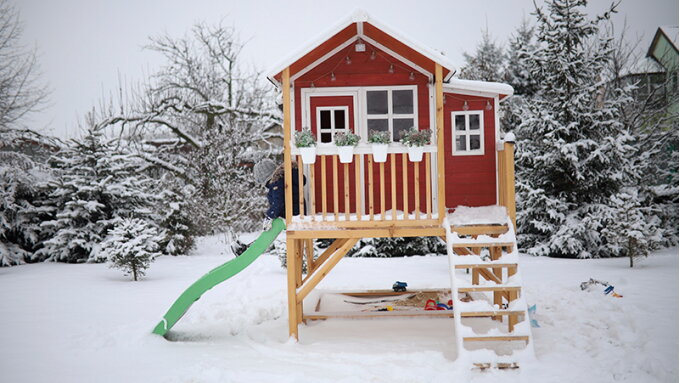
[443,94,497,209]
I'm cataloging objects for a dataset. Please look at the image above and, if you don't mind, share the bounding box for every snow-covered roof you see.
[620,56,665,77]
[660,26,679,51]
[444,78,514,100]
[267,9,457,85]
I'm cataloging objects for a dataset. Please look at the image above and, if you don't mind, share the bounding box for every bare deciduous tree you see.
[0,0,48,141]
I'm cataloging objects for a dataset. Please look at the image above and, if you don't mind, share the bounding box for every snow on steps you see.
[443,212,535,367]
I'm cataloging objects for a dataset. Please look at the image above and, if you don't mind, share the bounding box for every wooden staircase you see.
[443,216,535,368]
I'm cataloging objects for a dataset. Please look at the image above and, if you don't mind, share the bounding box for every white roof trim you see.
[267,9,456,85]
[444,79,514,100]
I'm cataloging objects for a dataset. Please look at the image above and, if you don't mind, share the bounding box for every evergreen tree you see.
[36,123,161,263]
[0,152,52,265]
[459,28,505,82]
[515,0,632,258]
[98,218,161,281]
[504,18,540,97]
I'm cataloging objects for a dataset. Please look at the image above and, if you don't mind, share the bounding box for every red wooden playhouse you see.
[268,10,534,367]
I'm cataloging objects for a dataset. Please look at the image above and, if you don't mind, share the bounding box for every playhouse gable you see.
[268,10,456,84]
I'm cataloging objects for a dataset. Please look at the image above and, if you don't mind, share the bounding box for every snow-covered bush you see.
[0,152,53,266]
[97,218,162,281]
[156,183,196,256]
[36,124,162,263]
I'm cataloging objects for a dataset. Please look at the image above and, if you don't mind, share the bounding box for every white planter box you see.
[372,143,388,163]
[299,147,317,164]
[337,146,354,163]
[407,146,424,162]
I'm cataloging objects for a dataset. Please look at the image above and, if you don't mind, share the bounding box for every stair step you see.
[464,335,529,342]
[473,362,519,370]
[454,263,517,269]
[458,286,521,293]
[451,242,514,248]
[459,310,524,317]
[449,225,509,236]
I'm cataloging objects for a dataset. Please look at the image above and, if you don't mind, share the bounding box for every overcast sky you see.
[14,0,679,138]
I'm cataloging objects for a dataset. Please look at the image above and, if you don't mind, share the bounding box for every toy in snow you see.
[392,281,408,292]
[424,299,453,311]
[527,304,540,328]
[580,278,623,298]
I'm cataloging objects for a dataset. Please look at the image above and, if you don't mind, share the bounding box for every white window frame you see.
[451,110,485,156]
[316,106,349,144]
[363,85,418,143]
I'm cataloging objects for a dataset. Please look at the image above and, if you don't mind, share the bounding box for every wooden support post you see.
[310,164,316,219]
[508,290,519,332]
[282,67,293,225]
[321,155,327,219]
[390,153,397,221]
[304,239,314,274]
[286,237,298,340]
[414,160,420,219]
[491,246,503,322]
[295,239,303,324]
[355,154,361,219]
[368,155,374,220]
[380,162,386,220]
[472,269,480,285]
[402,154,408,219]
[425,152,432,219]
[503,142,517,230]
[344,163,350,221]
[297,156,304,219]
[435,64,446,222]
[497,149,506,208]
[333,155,339,221]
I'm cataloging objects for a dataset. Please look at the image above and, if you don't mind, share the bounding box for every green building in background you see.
[647,26,679,115]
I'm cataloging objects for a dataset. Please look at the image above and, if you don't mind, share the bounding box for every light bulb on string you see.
[388,64,394,74]
[310,82,315,89]
[463,101,469,111]
[345,56,352,65]
[370,50,376,60]
[409,72,415,81]
[485,100,492,110]
[330,72,336,81]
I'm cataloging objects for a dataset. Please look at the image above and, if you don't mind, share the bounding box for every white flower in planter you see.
[368,130,390,163]
[295,129,317,164]
[334,131,360,163]
[400,128,432,162]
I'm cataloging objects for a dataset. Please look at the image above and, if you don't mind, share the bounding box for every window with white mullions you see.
[451,111,484,156]
[317,107,349,143]
[365,86,417,142]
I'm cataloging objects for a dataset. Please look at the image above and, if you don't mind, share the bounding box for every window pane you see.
[367,119,389,134]
[367,91,388,114]
[392,90,414,114]
[455,135,466,151]
[321,133,332,143]
[455,115,466,131]
[334,110,345,130]
[393,118,415,142]
[469,114,480,130]
[470,134,481,150]
[320,110,331,130]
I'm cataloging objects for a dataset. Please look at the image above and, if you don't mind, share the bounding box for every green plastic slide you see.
[152,218,285,336]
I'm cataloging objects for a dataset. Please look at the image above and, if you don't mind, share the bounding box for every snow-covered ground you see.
[0,234,677,383]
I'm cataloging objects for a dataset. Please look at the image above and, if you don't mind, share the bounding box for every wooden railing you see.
[497,140,517,229]
[289,147,439,228]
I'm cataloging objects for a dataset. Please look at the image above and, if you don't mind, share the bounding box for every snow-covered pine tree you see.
[155,180,196,256]
[0,151,53,265]
[601,189,663,267]
[504,18,540,97]
[458,28,505,82]
[98,218,162,281]
[36,122,161,263]
[515,0,633,258]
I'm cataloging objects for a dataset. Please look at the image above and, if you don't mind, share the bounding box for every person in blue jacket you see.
[256,159,305,224]
[231,159,305,256]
